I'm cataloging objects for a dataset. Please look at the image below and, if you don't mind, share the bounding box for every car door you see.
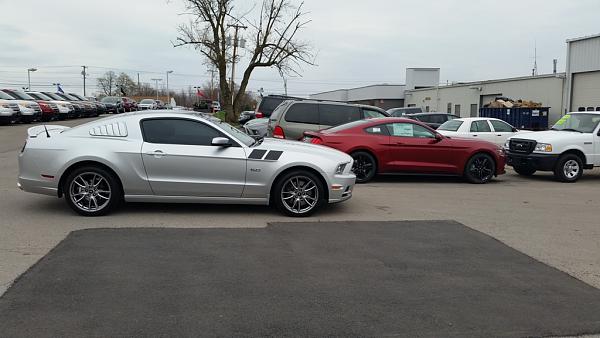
[489,119,516,146]
[385,122,457,173]
[140,118,247,197]
[469,120,496,143]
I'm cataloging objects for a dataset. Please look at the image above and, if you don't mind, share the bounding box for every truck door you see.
[595,122,600,165]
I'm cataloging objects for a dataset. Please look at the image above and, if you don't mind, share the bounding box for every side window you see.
[141,119,224,146]
[386,123,434,138]
[365,125,388,135]
[284,103,319,124]
[417,115,432,123]
[363,108,386,119]
[319,104,361,126]
[490,120,514,133]
[470,120,492,132]
[429,115,447,124]
[447,103,452,114]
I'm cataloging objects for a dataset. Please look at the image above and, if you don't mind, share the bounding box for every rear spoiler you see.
[27,125,70,138]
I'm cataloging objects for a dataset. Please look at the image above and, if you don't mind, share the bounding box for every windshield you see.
[101,97,120,103]
[0,91,14,100]
[42,92,65,101]
[6,91,36,100]
[69,93,86,100]
[438,120,464,131]
[551,114,600,133]
[140,99,154,104]
[323,119,371,133]
[217,120,255,146]
[29,92,53,101]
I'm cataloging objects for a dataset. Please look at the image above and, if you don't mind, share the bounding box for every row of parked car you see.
[242,95,600,184]
[0,89,171,125]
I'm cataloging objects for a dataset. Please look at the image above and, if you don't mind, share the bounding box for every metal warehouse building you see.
[566,33,600,112]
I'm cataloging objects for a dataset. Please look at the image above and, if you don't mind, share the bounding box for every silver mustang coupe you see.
[18,111,355,217]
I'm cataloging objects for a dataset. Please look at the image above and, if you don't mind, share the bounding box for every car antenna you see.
[43,124,50,138]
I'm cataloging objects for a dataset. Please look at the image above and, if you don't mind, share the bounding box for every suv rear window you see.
[319,104,360,126]
[257,97,286,117]
[284,103,319,124]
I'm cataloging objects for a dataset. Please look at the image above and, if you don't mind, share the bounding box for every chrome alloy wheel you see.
[280,175,319,214]
[563,160,580,179]
[69,172,112,212]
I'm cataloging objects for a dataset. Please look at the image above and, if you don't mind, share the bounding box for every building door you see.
[572,71,600,112]
[470,104,478,117]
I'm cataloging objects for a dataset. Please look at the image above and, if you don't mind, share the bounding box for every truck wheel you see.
[513,165,536,176]
[554,154,583,183]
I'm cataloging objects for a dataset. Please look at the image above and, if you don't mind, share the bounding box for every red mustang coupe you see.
[303,117,506,184]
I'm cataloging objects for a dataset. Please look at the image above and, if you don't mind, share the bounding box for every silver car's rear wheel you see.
[69,172,112,213]
[64,166,121,216]
[274,170,324,217]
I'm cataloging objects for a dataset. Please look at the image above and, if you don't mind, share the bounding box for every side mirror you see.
[512,127,518,132]
[211,137,232,147]
[435,133,443,142]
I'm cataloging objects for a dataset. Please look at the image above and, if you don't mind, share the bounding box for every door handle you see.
[146,150,166,158]
[497,134,502,136]
[472,134,478,137]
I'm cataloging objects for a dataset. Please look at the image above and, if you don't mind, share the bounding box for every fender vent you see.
[89,122,128,137]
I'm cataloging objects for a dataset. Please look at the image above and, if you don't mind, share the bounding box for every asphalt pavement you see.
[1,222,600,337]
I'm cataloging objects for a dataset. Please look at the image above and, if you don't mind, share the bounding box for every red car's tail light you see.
[310,137,323,145]
[255,112,264,118]
[273,126,285,139]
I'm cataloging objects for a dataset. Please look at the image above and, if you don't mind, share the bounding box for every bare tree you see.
[174,0,313,122]
[115,73,137,96]
[97,71,117,96]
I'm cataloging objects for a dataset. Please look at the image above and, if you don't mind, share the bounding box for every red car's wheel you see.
[351,151,377,183]
[464,153,495,184]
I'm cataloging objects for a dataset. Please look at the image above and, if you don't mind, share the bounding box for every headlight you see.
[534,143,553,152]
[504,140,510,149]
[335,162,349,175]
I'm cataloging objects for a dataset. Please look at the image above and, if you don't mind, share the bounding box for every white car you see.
[506,112,600,182]
[0,90,41,123]
[138,99,157,110]
[438,117,519,146]
[0,99,20,124]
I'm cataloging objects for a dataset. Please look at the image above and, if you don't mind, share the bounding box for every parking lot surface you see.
[1,117,600,302]
[2,222,600,337]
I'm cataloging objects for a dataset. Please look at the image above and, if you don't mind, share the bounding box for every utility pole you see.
[207,68,217,101]
[151,78,162,101]
[137,73,141,95]
[81,66,88,96]
[227,23,247,107]
[166,71,173,108]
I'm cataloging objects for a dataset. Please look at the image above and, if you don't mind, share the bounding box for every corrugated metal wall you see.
[569,36,600,73]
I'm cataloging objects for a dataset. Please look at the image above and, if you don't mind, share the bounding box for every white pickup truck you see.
[505,112,600,182]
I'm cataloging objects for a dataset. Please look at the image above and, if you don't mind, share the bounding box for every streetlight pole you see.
[27,68,37,91]
[151,78,162,101]
[166,71,173,108]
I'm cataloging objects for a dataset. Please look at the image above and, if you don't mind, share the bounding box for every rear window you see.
[257,97,286,117]
[319,104,360,126]
[284,103,319,124]
[323,119,371,134]
[438,120,464,131]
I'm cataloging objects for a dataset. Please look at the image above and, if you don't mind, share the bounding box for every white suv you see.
[505,112,600,182]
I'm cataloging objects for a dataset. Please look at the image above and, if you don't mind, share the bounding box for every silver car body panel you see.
[18,111,355,206]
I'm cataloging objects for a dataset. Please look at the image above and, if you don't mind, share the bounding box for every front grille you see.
[49,103,59,113]
[509,139,537,154]
[8,103,20,114]
[32,105,42,114]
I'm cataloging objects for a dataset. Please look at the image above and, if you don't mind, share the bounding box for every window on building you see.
[455,104,461,115]
[425,106,430,112]
[407,104,416,108]
[470,104,478,117]
[284,103,319,124]
[596,107,600,112]
[447,103,452,114]
[578,107,586,112]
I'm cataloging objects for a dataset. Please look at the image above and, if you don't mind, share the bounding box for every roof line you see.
[567,33,600,43]
[406,73,565,93]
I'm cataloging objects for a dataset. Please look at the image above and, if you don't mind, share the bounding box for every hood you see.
[244,118,268,127]
[260,137,352,163]
[509,130,591,142]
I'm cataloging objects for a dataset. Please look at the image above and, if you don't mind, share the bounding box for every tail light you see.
[273,125,285,139]
[255,112,264,118]
[309,137,323,145]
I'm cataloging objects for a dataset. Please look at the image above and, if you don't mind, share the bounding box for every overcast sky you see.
[1,0,599,98]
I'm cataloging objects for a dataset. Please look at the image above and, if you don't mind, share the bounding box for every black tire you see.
[63,166,122,216]
[553,154,583,183]
[351,151,377,183]
[513,165,536,176]
[273,170,324,217]
[464,153,496,184]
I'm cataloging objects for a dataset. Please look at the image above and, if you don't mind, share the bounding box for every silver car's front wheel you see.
[274,170,324,217]
[64,166,121,216]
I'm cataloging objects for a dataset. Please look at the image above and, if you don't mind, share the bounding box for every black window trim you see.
[364,123,391,136]
[139,117,242,147]
[386,122,436,139]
